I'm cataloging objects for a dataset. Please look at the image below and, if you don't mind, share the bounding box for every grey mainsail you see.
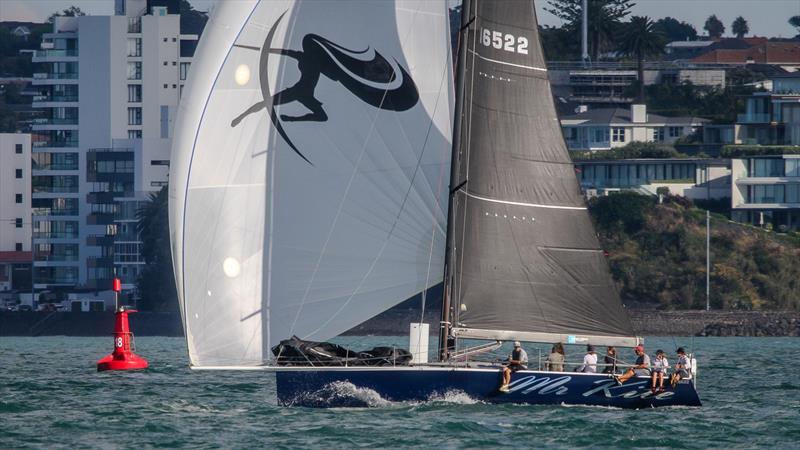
[443,0,638,350]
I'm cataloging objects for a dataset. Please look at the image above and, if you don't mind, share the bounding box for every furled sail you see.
[170,0,454,367]
[446,0,638,347]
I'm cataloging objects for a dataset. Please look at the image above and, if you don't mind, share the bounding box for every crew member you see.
[500,341,528,392]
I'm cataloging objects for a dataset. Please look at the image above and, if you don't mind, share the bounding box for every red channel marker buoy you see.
[96,278,148,371]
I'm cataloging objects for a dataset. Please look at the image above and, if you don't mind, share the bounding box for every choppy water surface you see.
[1,336,798,449]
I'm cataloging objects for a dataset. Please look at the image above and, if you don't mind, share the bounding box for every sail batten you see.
[446,0,637,342]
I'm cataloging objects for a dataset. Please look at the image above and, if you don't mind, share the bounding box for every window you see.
[127,62,142,80]
[128,130,142,139]
[15,169,22,179]
[150,160,170,166]
[752,158,783,177]
[163,61,168,66]
[654,128,665,142]
[163,84,168,89]
[127,107,142,125]
[612,128,625,143]
[172,61,176,66]
[593,128,609,143]
[785,159,800,177]
[15,243,22,251]
[15,193,22,204]
[15,218,22,228]
[172,84,177,89]
[127,84,142,102]
[15,144,22,154]
[787,184,800,203]
[669,126,683,138]
[163,37,168,42]
[127,17,141,33]
[180,62,190,81]
[127,38,142,57]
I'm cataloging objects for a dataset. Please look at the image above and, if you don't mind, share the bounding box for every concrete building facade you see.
[0,133,32,296]
[30,0,195,294]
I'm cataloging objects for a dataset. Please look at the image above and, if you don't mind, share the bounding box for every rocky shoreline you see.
[1,309,798,337]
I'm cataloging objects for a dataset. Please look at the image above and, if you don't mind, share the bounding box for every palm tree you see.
[732,16,749,39]
[618,16,665,102]
[790,16,800,37]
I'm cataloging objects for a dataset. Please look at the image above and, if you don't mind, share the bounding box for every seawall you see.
[1,309,798,337]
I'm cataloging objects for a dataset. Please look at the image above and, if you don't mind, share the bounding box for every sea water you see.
[1,336,798,449]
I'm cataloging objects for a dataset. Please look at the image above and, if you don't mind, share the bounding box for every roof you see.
[0,251,32,263]
[691,42,800,65]
[560,107,709,126]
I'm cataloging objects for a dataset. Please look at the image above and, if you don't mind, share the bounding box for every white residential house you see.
[561,104,709,151]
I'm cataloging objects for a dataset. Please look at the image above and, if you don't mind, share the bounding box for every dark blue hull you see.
[275,366,702,408]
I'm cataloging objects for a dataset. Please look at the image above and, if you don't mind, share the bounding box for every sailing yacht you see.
[169,0,701,408]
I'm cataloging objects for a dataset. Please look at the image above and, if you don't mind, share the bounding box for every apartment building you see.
[30,0,195,294]
[0,134,32,294]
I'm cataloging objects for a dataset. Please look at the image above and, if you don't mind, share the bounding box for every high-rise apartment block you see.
[30,0,196,295]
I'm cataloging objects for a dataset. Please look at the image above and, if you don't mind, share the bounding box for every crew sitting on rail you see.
[670,347,692,387]
[651,349,669,393]
[615,345,650,384]
[499,341,528,392]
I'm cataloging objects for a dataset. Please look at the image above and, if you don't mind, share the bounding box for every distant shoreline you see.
[1,309,798,337]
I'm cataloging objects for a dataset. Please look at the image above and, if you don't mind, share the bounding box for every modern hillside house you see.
[731,155,800,232]
[30,0,195,297]
[560,104,708,151]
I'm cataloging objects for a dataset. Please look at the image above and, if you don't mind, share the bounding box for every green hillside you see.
[588,193,800,311]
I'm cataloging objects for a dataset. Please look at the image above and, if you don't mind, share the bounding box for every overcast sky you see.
[1,0,798,38]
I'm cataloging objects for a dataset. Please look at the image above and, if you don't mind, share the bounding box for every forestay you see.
[170,0,454,367]
[446,0,638,347]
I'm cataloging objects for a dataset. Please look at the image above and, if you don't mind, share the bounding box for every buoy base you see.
[97,352,149,372]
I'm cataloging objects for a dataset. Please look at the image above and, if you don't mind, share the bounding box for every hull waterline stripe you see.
[461,190,587,211]
[468,50,547,72]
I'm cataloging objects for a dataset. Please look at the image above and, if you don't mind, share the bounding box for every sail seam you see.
[468,49,547,72]
[460,190,587,210]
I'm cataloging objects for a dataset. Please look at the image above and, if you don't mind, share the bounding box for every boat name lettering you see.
[581,379,675,400]
[507,376,570,395]
[480,28,529,55]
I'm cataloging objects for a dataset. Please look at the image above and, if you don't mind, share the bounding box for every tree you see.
[618,16,665,101]
[179,0,208,36]
[653,17,698,42]
[704,15,725,39]
[47,6,86,24]
[545,0,633,60]
[790,16,800,37]
[135,186,178,311]
[732,16,749,39]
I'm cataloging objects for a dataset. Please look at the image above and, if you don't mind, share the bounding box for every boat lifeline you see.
[169,0,701,408]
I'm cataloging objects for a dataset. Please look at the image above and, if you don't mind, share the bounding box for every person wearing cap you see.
[650,350,669,393]
[670,347,691,387]
[499,341,528,392]
[577,344,598,373]
[615,345,650,384]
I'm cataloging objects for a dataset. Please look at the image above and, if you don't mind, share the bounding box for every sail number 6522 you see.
[481,28,529,55]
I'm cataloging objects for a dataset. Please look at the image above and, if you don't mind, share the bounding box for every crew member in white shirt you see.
[578,344,598,373]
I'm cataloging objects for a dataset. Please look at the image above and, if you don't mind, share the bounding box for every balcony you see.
[32,95,78,103]
[33,209,79,217]
[33,72,78,80]
[32,117,79,126]
[737,113,772,124]
[87,213,115,225]
[32,163,79,171]
[33,232,79,239]
[32,49,78,61]
[33,140,78,148]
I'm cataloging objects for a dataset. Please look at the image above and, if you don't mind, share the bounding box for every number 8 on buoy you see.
[116,337,123,348]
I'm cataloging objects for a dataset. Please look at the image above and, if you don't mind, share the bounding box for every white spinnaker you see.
[170,0,454,367]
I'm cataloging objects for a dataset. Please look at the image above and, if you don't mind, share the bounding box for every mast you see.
[439,0,473,362]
